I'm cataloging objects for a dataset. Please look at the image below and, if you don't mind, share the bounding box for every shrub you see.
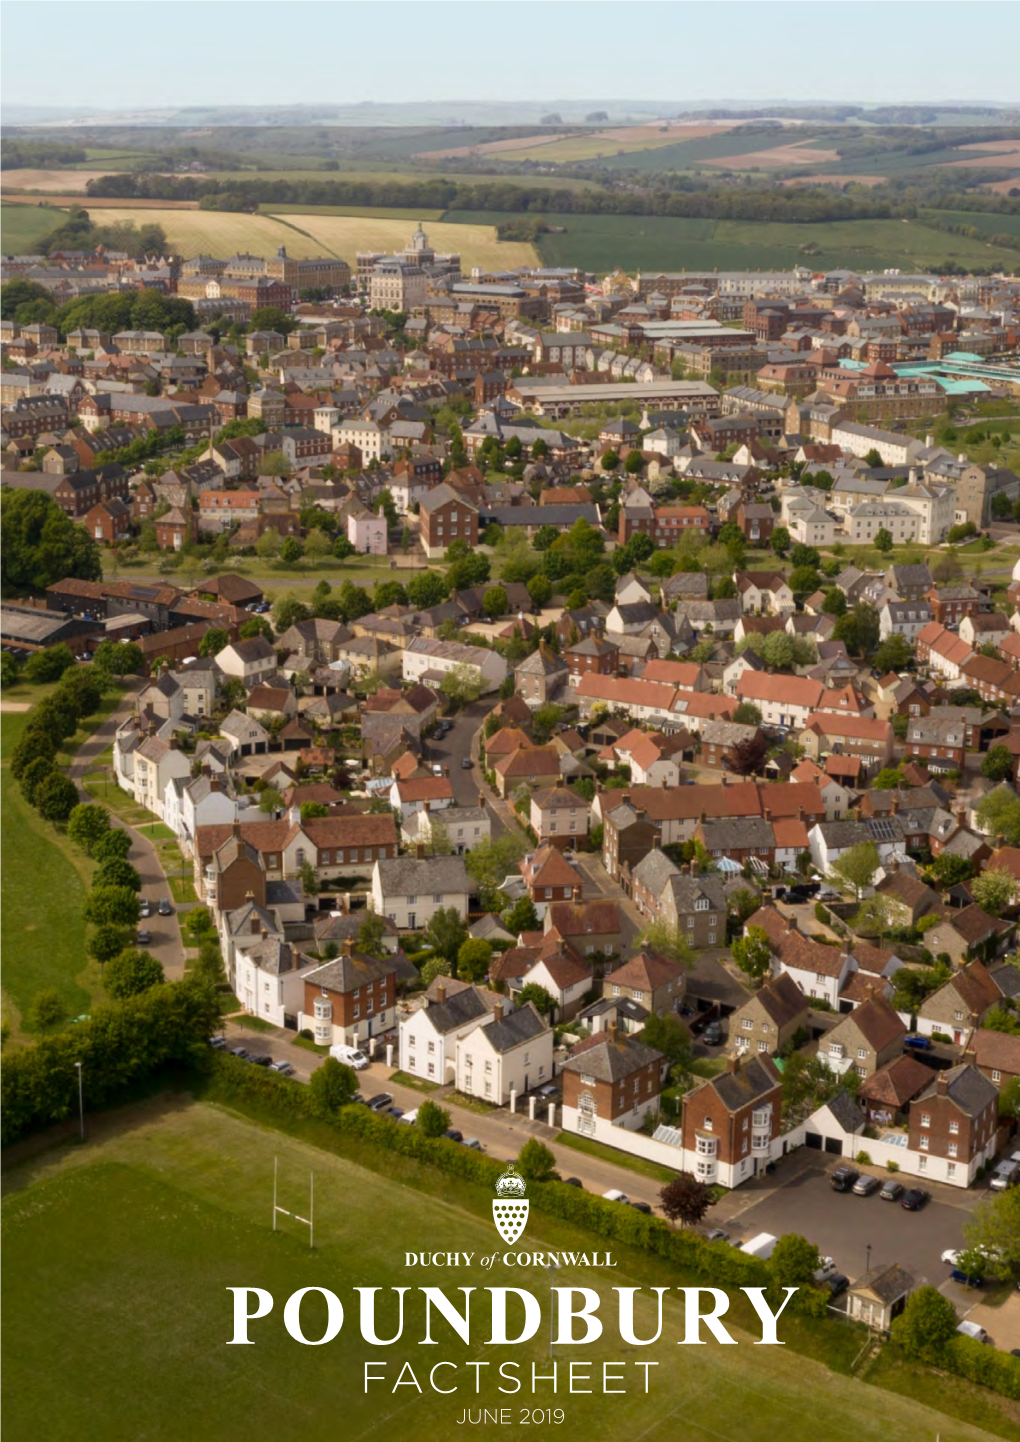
[855,1150,871,1164]
[886,1159,899,1173]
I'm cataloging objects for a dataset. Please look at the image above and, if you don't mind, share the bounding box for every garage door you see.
[804,1132,822,1150]
[824,1137,844,1156]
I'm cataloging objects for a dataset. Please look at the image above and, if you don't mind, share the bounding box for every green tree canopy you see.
[517,1137,557,1182]
[732,926,772,982]
[308,1057,358,1117]
[830,840,880,900]
[1,489,101,594]
[104,948,164,1000]
[67,803,112,855]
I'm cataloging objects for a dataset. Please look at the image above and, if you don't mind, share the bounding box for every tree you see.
[864,448,884,469]
[82,885,140,927]
[24,643,76,684]
[96,857,142,892]
[641,1012,693,1072]
[518,982,556,1016]
[964,1187,1020,1278]
[891,1285,960,1363]
[518,1138,557,1182]
[407,569,449,609]
[280,536,303,565]
[731,887,761,925]
[86,923,131,971]
[600,448,619,472]
[1,488,101,593]
[927,852,974,889]
[273,596,311,632]
[483,586,508,618]
[93,828,132,865]
[308,1057,358,1118]
[424,906,468,966]
[982,745,1014,782]
[624,449,645,475]
[874,527,894,554]
[258,786,284,815]
[417,1098,452,1137]
[727,731,770,777]
[19,755,55,805]
[439,664,482,708]
[34,771,79,823]
[92,640,143,676]
[971,865,1016,917]
[504,896,539,934]
[872,634,913,673]
[457,938,493,983]
[27,988,67,1033]
[821,587,847,617]
[830,840,880,900]
[788,564,821,595]
[977,789,1020,848]
[526,573,552,608]
[104,948,164,1000]
[642,921,693,969]
[420,955,452,986]
[769,1234,822,1288]
[659,1173,713,1229]
[770,527,790,558]
[833,602,880,657]
[732,926,772,983]
[239,615,274,642]
[465,832,526,908]
[357,910,388,958]
[199,627,228,658]
[871,767,905,791]
[733,701,762,726]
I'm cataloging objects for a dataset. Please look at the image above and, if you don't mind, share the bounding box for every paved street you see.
[69,682,189,979]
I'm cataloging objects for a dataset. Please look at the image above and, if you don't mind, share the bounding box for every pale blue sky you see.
[2,1,1018,110]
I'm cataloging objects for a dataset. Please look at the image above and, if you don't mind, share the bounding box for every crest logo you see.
[492,1163,529,1245]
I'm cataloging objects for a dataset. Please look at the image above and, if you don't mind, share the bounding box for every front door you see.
[408,913,416,930]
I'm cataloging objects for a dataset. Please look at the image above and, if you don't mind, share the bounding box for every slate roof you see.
[562,1031,665,1082]
[915,1062,999,1117]
[701,1054,780,1111]
[374,855,469,895]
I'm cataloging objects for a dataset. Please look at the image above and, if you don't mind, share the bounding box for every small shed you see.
[847,1263,914,1331]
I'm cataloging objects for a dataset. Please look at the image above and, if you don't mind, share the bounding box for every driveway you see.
[714,1157,979,1287]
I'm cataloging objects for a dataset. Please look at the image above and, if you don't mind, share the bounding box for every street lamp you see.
[74,1061,85,1143]
[865,1242,872,1276]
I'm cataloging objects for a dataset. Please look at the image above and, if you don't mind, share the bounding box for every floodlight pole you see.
[273,1155,278,1231]
[74,1061,85,1142]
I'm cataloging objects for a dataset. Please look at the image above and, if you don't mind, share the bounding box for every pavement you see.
[68,680,190,980]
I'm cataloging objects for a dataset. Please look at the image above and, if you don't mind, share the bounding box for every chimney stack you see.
[344,937,356,956]
[233,819,242,838]
[890,795,900,815]
[727,1053,741,1074]
[260,925,268,940]
[572,884,583,903]
[415,842,425,860]
[691,857,699,875]
[493,1002,504,1023]
[936,1071,950,1096]
[436,982,447,1005]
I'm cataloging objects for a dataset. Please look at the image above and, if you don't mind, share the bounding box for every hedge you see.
[946,1335,1020,1399]
[201,1051,827,1317]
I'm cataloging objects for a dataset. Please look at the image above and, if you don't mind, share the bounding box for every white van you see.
[330,1043,369,1071]
[989,1152,1020,1192]
[399,1108,419,1126]
[740,1232,779,1260]
[602,1189,629,1204]
[957,1320,989,1343]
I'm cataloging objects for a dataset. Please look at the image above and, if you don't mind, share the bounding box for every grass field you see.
[0,199,68,251]
[438,212,1020,275]
[3,1100,1015,1442]
[66,205,538,268]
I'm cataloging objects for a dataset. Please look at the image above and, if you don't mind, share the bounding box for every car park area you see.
[724,1161,977,1287]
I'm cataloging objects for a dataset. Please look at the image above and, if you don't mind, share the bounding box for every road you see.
[69,681,189,979]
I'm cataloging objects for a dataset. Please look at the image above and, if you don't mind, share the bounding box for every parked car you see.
[830,1166,860,1192]
[139,899,152,918]
[229,1046,248,1060]
[137,928,151,945]
[462,1138,483,1151]
[431,763,443,777]
[602,1189,630,1204]
[824,1273,850,1298]
[208,1035,227,1049]
[901,1187,930,1211]
[630,1201,653,1215]
[852,1174,881,1197]
[445,1128,463,1143]
[330,1043,369,1070]
[562,1177,584,1189]
[956,1320,989,1343]
[950,1268,984,1287]
[157,898,173,916]
[879,1180,905,1202]
[268,1060,294,1075]
[399,1108,419,1125]
[703,1228,730,1243]
[248,1054,272,1067]
[535,1083,559,1100]
[387,1107,404,1120]
[460,757,472,769]
[904,1034,932,1050]
[702,1020,724,1046]
[366,1093,393,1112]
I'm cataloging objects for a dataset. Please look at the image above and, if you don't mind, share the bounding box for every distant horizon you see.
[3,0,1018,111]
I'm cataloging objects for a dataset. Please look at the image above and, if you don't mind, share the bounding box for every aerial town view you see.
[2,3,1020,1440]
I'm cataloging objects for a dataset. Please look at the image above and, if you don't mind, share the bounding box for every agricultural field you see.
[0,168,126,192]
[923,210,1020,240]
[267,211,539,268]
[256,204,446,221]
[0,200,69,251]
[443,211,1020,276]
[3,1100,1014,1442]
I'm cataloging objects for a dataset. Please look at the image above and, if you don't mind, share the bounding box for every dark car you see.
[137,928,151,945]
[248,1054,272,1067]
[229,1046,249,1060]
[702,1020,724,1046]
[879,1180,905,1202]
[445,1128,464,1143]
[460,757,473,768]
[157,898,173,916]
[562,1177,584,1189]
[367,1093,393,1111]
[904,1034,932,1050]
[824,1273,850,1298]
[703,1228,730,1243]
[831,1166,860,1192]
[630,1201,653,1215]
[901,1187,930,1211]
[950,1267,984,1287]
[388,1107,404,1120]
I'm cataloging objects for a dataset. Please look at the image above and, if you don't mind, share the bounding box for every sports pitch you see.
[2,1100,1015,1442]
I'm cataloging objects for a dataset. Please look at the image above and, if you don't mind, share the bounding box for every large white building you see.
[402,637,507,694]
[454,1001,553,1105]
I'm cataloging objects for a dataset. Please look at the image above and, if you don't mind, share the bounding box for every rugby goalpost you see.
[273,1156,314,1248]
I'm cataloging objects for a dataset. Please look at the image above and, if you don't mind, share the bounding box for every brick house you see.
[926,584,986,627]
[156,505,197,551]
[630,848,681,921]
[560,1029,670,1135]
[544,899,622,959]
[520,843,585,906]
[907,1064,1000,1187]
[729,973,809,1058]
[680,1053,783,1188]
[565,633,620,681]
[85,497,132,544]
[299,941,397,1047]
[419,483,478,560]
[515,645,569,708]
[529,786,591,847]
